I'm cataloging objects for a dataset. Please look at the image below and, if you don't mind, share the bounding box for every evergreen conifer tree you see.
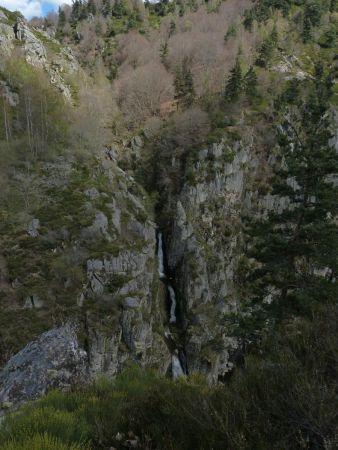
[71,0,81,22]
[225,56,242,101]
[255,26,278,68]
[330,0,338,12]
[102,0,112,17]
[87,0,97,15]
[57,7,66,35]
[302,15,312,42]
[112,0,128,18]
[247,65,338,318]
[71,0,87,22]
[169,19,176,37]
[244,66,258,99]
[160,41,169,65]
[174,57,195,108]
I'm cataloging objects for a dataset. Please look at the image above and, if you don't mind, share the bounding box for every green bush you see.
[0,433,88,450]
[1,307,338,449]
[0,406,91,446]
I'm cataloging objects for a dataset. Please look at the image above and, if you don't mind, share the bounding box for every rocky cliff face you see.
[0,11,78,100]
[0,145,171,411]
[166,131,258,382]
[0,9,175,412]
[0,1,336,414]
[0,324,87,412]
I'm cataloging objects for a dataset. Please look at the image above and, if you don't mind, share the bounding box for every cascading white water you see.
[168,285,177,323]
[157,232,177,323]
[157,230,185,376]
[172,354,185,378]
[157,232,166,279]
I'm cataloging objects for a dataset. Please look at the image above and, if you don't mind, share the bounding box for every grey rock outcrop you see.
[27,218,40,237]
[24,294,43,309]
[0,324,87,413]
[85,234,171,376]
[167,134,262,382]
[0,81,19,106]
[0,145,171,404]
[0,14,78,101]
[13,18,26,41]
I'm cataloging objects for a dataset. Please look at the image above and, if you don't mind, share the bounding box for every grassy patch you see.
[2,306,338,449]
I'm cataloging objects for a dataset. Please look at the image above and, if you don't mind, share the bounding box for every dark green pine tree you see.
[102,0,111,17]
[243,9,254,31]
[112,0,128,18]
[302,15,312,42]
[174,57,195,108]
[248,66,338,319]
[302,1,324,42]
[160,41,169,65]
[169,19,176,37]
[57,7,66,36]
[330,0,338,12]
[71,0,81,22]
[244,66,258,99]
[87,0,97,15]
[71,0,87,22]
[255,25,278,68]
[225,56,242,102]
[278,78,300,106]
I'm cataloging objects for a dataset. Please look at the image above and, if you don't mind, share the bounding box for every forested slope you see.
[0,0,337,448]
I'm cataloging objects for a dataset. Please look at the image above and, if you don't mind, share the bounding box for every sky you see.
[0,0,72,19]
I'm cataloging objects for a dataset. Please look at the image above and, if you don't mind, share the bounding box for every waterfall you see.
[157,232,166,280]
[172,354,185,378]
[157,230,185,377]
[157,232,177,323]
[168,285,177,323]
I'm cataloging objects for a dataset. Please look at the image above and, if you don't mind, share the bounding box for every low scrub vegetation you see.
[1,304,338,450]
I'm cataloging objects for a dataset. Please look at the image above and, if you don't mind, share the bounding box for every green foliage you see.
[0,7,23,25]
[87,0,97,16]
[224,24,236,42]
[225,55,242,102]
[0,433,87,450]
[318,24,337,48]
[0,58,68,161]
[278,78,300,105]
[246,61,338,322]
[2,306,338,449]
[243,0,292,29]
[56,7,66,38]
[244,66,258,99]
[169,18,176,36]
[0,406,91,446]
[101,0,111,16]
[244,0,331,29]
[71,0,89,24]
[112,0,130,18]
[174,57,195,108]
[255,26,278,68]
[160,41,169,65]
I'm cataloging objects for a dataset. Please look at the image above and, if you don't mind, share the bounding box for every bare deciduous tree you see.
[116,62,174,125]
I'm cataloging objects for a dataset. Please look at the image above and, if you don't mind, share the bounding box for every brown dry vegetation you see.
[47,0,258,130]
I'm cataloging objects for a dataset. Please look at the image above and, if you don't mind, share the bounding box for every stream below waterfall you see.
[157,231,186,377]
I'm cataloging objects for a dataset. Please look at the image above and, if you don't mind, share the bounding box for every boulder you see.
[0,324,88,413]
[27,218,40,237]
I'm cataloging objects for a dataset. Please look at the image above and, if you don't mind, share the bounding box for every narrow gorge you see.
[157,230,186,377]
[0,0,337,448]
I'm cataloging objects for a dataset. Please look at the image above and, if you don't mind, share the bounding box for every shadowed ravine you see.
[157,231,186,377]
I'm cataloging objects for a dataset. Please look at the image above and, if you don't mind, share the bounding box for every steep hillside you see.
[0,8,171,402]
[0,0,337,447]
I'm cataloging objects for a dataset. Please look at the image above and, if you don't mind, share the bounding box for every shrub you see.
[0,433,88,450]
[1,309,338,450]
[0,406,91,447]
